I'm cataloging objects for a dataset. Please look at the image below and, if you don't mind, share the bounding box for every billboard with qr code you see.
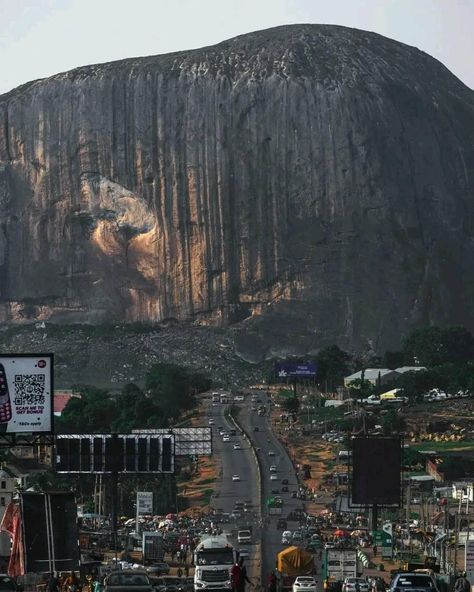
[0,354,53,434]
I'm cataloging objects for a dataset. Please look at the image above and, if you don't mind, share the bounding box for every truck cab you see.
[194,535,237,592]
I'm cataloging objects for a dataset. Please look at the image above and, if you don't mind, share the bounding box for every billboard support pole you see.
[371,503,378,532]
[110,433,119,563]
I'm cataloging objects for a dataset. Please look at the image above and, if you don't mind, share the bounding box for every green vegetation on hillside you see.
[56,362,210,433]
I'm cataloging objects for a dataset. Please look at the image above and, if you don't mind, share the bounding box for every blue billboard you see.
[275,362,317,379]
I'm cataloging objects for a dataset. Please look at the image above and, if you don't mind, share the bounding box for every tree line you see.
[312,325,474,400]
[56,362,211,433]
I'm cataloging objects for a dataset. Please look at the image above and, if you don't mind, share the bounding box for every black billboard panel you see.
[137,438,148,472]
[21,492,79,573]
[125,437,136,471]
[105,436,122,472]
[351,436,401,506]
[55,434,175,473]
[80,438,91,472]
[149,438,160,471]
[162,437,172,472]
[92,437,103,472]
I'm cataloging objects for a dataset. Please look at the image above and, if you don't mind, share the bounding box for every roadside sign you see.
[0,353,53,433]
[137,491,153,514]
[372,527,393,558]
[465,540,474,581]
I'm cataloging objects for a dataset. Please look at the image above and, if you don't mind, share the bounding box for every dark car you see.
[0,576,22,592]
[155,577,190,592]
[147,563,171,576]
[254,426,259,432]
[277,519,288,530]
[282,479,289,485]
[271,488,280,494]
[390,573,438,592]
[282,486,289,492]
[104,571,153,592]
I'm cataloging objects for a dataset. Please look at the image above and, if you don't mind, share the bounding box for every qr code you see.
[14,374,46,405]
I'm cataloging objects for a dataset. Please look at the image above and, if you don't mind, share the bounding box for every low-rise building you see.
[344,368,399,387]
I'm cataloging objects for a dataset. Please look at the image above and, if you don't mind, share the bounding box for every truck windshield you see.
[196,549,234,565]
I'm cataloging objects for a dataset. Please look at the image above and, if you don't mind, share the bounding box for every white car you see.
[232,474,240,481]
[233,443,241,450]
[268,451,276,456]
[237,530,251,544]
[208,418,214,425]
[293,577,317,592]
[281,530,292,545]
[342,578,370,592]
[270,465,277,472]
[270,474,278,481]
[223,435,230,442]
[238,548,250,559]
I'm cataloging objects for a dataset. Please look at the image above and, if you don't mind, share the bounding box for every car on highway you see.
[231,510,241,520]
[282,486,289,492]
[271,488,280,494]
[253,426,259,432]
[270,465,277,472]
[324,542,336,549]
[237,530,251,544]
[389,573,438,592]
[238,548,250,559]
[232,474,240,481]
[268,451,276,456]
[208,418,214,425]
[154,576,193,592]
[0,576,22,592]
[292,576,317,592]
[282,479,289,484]
[233,443,241,450]
[146,563,170,576]
[219,429,226,435]
[270,474,278,481]
[234,395,244,401]
[342,578,370,592]
[222,435,230,442]
[281,531,292,545]
[104,571,153,592]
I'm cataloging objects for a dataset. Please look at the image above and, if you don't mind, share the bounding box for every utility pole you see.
[454,511,459,574]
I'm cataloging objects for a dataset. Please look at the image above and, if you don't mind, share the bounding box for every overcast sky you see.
[1,0,473,95]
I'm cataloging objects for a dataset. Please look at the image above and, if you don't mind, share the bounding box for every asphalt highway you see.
[208,401,261,579]
[207,394,312,585]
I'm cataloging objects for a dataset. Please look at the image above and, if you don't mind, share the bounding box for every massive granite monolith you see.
[1,25,474,356]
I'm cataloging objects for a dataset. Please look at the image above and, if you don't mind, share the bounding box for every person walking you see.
[238,558,254,592]
[455,573,471,592]
[267,571,277,592]
[47,573,60,592]
[231,560,242,592]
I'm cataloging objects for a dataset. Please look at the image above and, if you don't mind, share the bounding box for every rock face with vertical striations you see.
[1,24,474,357]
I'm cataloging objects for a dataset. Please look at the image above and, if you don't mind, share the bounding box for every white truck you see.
[325,548,359,582]
[194,535,237,592]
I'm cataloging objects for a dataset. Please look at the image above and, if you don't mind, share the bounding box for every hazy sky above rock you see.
[1,0,473,94]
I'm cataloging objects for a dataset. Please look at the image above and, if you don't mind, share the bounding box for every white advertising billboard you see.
[0,354,53,433]
[137,491,153,515]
